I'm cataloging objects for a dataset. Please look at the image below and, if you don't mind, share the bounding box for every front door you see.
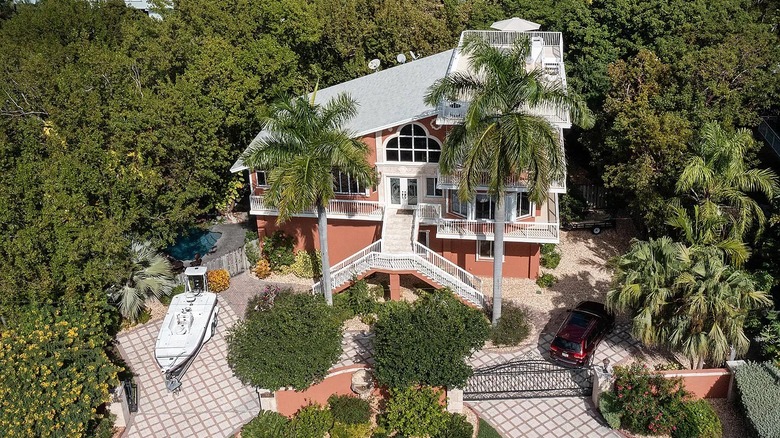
[388,177,418,208]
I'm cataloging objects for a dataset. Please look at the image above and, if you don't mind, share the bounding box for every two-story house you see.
[231,19,570,307]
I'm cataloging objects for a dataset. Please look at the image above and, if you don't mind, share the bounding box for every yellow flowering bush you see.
[254,259,272,279]
[0,302,120,437]
[207,269,231,293]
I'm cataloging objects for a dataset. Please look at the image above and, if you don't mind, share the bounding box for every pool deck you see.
[202,223,250,263]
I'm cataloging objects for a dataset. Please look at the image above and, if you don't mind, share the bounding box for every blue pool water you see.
[167,230,222,261]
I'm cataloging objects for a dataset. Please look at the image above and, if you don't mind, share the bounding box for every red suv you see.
[549,301,614,367]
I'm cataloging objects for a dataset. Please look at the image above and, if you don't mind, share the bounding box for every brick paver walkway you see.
[117,301,259,438]
[468,398,619,438]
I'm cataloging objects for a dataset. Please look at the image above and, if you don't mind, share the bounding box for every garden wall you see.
[658,368,730,399]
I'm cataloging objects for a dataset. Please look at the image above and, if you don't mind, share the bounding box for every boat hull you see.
[155,292,218,374]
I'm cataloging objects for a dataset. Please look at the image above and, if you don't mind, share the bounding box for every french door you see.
[388,177,418,208]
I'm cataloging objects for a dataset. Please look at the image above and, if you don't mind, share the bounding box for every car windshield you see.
[553,337,582,353]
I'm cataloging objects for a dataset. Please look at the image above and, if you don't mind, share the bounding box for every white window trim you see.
[254,170,269,187]
[333,171,367,195]
[382,123,442,164]
[514,192,536,220]
[417,230,430,247]
[476,240,506,261]
[426,177,443,198]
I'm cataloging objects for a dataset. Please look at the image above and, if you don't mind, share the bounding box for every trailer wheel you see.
[592,227,602,235]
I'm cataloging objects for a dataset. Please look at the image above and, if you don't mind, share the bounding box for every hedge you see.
[734,361,780,438]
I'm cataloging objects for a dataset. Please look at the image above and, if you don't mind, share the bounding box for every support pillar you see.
[389,273,401,301]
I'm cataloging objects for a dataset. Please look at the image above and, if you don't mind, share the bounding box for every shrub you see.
[755,311,780,364]
[207,269,230,292]
[540,244,561,269]
[245,240,261,267]
[327,394,371,425]
[734,361,780,438]
[290,250,322,279]
[246,285,280,317]
[611,363,688,435]
[242,411,290,438]
[477,419,501,438]
[598,392,622,430]
[373,290,490,388]
[262,231,295,271]
[329,422,372,438]
[254,259,272,279]
[289,404,333,438]
[227,292,342,390]
[536,273,557,288]
[432,413,473,438]
[383,387,448,438]
[489,301,531,346]
[159,284,185,306]
[136,307,152,324]
[343,280,378,317]
[90,413,116,438]
[672,400,722,438]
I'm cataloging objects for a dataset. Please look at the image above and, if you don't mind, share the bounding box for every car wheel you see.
[592,227,602,234]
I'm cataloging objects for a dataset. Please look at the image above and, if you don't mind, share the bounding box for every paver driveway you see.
[117,301,259,438]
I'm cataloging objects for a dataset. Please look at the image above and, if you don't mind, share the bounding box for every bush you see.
[290,404,333,438]
[373,290,490,388]
[734,361,780,438]
[611,363,688,435]
[329,422,372,438]
[343,280,378,317]
[383,387,447,438]
[433,413,473,438]
[540,244,561,269]
[489,301,531,347]
[262,231,295,271]
[227,291,342,390]
[136,307,152,324]
[207,269,231,292]
[242,411,290,438]
[90,413,116,438]
[327,394,371,425]
[598,392,622,430]
[477,419,501,438]
[536,273,557,288]
[246,240,261,267]
[755,311,780,364]
[159,284,185,306]
[254,259,272,279]
[290,250,322,279]
[672,400,722,438]
[246,285,280,317]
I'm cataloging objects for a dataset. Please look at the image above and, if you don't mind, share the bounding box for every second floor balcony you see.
[436,169,565,193]
[250,195,384,221]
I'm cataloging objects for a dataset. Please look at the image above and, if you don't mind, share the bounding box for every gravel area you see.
[709,398,748,438]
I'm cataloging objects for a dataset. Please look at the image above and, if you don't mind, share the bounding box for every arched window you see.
[385,123,441,163]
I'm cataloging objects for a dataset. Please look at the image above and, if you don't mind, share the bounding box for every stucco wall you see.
[658,369,730,399]
[275,365,380,417]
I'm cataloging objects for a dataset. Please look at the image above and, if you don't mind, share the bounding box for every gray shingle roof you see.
[231,49,453,172]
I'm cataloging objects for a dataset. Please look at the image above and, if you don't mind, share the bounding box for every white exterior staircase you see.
[312,208,485,307]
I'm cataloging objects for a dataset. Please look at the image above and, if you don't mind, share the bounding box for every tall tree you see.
[425,35,593,325]
[241,92,376,305]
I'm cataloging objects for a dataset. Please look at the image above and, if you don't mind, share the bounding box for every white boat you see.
[155,266,219,392]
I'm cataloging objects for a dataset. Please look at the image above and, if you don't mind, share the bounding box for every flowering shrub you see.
[610,363,688,435]
[246,285,280,316]
[254,259,272,279]
[290,250,322,279]
[207,269,230,292]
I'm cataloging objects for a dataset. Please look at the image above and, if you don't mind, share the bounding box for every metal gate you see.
[464,360,593,400]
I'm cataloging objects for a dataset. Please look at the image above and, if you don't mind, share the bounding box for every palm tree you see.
[241,92,375,305]
[425,35,593,325]
[608,239,772,368]
[666,202,750,266]
[109,242,175,321]
[676,122,779,241]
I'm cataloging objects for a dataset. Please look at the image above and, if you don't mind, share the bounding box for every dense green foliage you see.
[536,273,557,288]
[433,413,473,438]
[290,404,334,438]
[290,250,322,279]
[673,400,722,438]
[598,392,622,430]
[334,280,380,319]
[241,411,290,438]
[373,290,490,388]
[0,302,120,437]
[382,387,448,438]
[540,244,561,269]
[227,291,342,390]
[327,395,372,426]
[489,301,531,347]
[734,361,780,438]
[262,231,296,271]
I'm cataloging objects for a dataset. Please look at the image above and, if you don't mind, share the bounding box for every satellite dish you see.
[396,53,407,64]
[409,51,419,60]
[368,59,381,70]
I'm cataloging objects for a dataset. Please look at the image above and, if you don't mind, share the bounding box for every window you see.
[477,240,493,259]
[450,190,468,217]
[417,230,429,247]
[255,171,268,187]
[333,171,365,194]
[385,123,441,163]
[426,178,442,197]
[517,192,533,218]
[475,194,495,220]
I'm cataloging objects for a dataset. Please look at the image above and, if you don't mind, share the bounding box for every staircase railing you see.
[312,240,382,294]
[414,242,483,292]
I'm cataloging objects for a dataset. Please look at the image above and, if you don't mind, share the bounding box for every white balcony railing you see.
[416,203,442,223]
[436,170,565,192]
[436,219,559,243]
[250,195,383,221]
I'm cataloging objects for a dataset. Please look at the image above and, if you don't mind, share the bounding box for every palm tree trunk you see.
[492,196,505,326]
[317,203,333,305]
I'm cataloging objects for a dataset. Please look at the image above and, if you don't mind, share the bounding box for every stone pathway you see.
[116,301,259,438]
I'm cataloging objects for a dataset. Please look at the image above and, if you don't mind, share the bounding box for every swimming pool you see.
[166,229,222,261]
